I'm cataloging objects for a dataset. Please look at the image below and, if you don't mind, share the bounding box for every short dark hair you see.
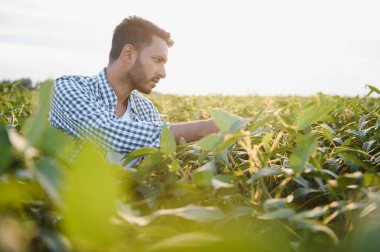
[109,16,174,62]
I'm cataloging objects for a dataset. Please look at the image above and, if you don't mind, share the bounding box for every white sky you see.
[1,0,379,96]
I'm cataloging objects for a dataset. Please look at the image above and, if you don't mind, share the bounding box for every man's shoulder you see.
[55,74,95,86]
[54,74,99,95]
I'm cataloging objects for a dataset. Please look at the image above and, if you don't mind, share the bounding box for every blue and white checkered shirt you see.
[49,68,167,155]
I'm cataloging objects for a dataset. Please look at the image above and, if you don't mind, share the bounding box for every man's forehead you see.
[142,36,168,57]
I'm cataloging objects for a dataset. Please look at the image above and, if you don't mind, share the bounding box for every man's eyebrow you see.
[155,55,168,63]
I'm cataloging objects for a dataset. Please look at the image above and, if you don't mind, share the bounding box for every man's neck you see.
[106,62,133,104]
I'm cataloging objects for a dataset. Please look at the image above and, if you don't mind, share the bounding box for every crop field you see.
[0,80,379,252]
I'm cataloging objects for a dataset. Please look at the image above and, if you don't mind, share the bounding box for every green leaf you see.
[160,124,176,157]
[33,157,66,207]
[39,229,71,252]
[215,132,241,154]
[215,149,229,164]
[358,113,370,131]
[289,134,317,173]
[338,153,370,170]
[261,132,274,154]
[156,204,225,222]
[293,188,321,199]
[0,123,11,174]
[292,176,311,188]
[321,124,336,135]
[192,171,213,187]
[366,84,380,95]
[169,159,179,173]
[118,204,225,226]
[363,140,376,152]
[192,160,216,187]
[335,146,371,158]
[296,104,333,130]
[251,167,283,182]
[136,152,164,179]
[62,144,120,246]
[23,81,52,146]
[197,133,224,151]
[210,178,234,190]
[347,129,370,139]
[263,198,290,211]
[0,180,38,207]
[148,232,220,251]
[249,115,272,132]
[321,124,335,141]
[295,220,339,244]
[372,156,380,165]
[259,209,295,220]
[229,119,249,133]
[337,171,363,188]
[210,109,249,133]
[36,127,75,161]
[364,172,380,187]
[292,206,329,220]
[122,147,158,167]
[179,137,187,146]
[196,160,217,174]
[333,138,344,145]
[279,113,295,126]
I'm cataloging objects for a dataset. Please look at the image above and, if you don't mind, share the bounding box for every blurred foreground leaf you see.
[197,134,224,151]
[147,232,220,251]
[23,81,52,146]
[160,124,176,158]
[210,109,249,133]
[0,123,11,173]
[123,147,158,167]
[33,157,66,208]
[61,144,120,248]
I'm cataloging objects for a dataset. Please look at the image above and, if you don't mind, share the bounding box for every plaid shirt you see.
[49,68,167,155]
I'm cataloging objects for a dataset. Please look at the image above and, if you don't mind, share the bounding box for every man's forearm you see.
[169,119,219,143]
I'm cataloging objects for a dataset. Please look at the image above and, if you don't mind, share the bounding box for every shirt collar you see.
[129,91,138,114]
[97,68,117,106]
[97,68,137,114]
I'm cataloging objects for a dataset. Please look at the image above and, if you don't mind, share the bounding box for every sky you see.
[1,0,380,96]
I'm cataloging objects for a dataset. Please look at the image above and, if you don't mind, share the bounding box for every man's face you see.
[128,35,168,94]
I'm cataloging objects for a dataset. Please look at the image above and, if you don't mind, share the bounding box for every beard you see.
[127,57,152,94]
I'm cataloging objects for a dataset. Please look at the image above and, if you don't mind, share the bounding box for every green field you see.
[1,80,379,252]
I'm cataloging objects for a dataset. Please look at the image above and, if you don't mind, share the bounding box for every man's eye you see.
[153,57,159,63]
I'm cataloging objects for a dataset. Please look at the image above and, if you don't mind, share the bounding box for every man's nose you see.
[157,65,166,79]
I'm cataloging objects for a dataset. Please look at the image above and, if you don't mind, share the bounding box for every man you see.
[49,16,219,166]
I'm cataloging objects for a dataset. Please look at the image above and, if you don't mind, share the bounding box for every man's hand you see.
[169,119,220,143]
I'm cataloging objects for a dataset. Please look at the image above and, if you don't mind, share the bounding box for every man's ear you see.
[121,44,135,62]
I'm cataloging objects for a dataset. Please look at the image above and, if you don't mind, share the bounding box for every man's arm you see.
[170,119,219,143]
